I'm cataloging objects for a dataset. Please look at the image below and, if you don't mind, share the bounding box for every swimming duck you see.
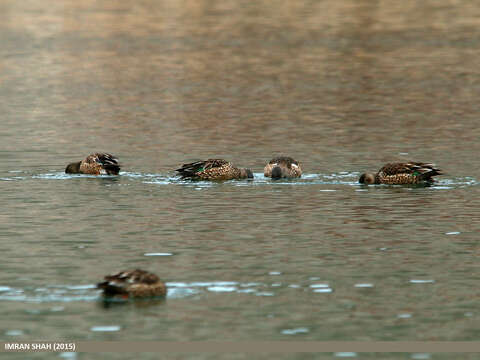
[65,153,120,175]
[264,156,302,179]
[176,159,253,180]
[359,162,442,185]
[97,269,166,299]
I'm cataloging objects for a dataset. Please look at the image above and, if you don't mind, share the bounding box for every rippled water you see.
[1,0,480,359]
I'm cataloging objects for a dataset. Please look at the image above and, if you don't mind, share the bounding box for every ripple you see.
[0,285,98,303]
[207,286,237,292]
[281,327,309,335]
[66,285,97,290]
[33,172,76,180]
[143,179,175,185]
[410,279,435,284]
[90,325,121,332]
[166,287,199,298]
[334,352,357,358]
[0,176,25,181]
[313,288,333,293]
[4,171,479,190]
[59,353,77,359]
[5,330,24,336]
[144,252,173,256]
[34,172,121,180]
[354,283,374,288]
[310,283,330,288]
[411,354,431,360]
[191,281,237,287]
[237,289,256,293]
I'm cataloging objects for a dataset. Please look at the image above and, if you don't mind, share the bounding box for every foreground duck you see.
[359,162,442,185]
[97,269,166,299]
[264,156,302,179]
[176,159,253,180]
[65,153,120,175]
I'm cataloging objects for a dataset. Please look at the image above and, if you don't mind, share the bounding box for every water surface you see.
[1,0,479,358]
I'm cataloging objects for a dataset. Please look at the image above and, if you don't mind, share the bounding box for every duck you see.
[97,269,166,299]
[65,153,120,175]
[359,162,442,185]
[176,159,253,180]
[264,156,302,179]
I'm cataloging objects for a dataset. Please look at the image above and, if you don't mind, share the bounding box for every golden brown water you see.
[1,1,479,359]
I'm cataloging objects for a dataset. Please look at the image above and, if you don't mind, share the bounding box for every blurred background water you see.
[0,0,479,359]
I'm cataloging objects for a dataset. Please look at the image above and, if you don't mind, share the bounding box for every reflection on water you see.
[0,0,480,346]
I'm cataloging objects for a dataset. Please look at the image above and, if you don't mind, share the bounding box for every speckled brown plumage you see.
[264,156,302,179]
[176,159,253,180]
[97,269,166,299]
[359,162,442,185]
[65,153,120,175]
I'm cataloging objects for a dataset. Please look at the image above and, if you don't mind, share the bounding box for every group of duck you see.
[65,152,443,299]
[66,152,442,184]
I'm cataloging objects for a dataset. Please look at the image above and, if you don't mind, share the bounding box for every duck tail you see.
[416,163,442,181]
[176,161,203,179]
[96,153,121,175]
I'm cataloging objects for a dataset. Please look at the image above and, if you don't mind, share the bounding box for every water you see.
[1,0,480,358]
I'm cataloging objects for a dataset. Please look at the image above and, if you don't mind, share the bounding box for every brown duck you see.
[65,153,120,175]
[176,159,253,180]
[359,162,442,185]
[97,269,166,299]
[264,156,302,179]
